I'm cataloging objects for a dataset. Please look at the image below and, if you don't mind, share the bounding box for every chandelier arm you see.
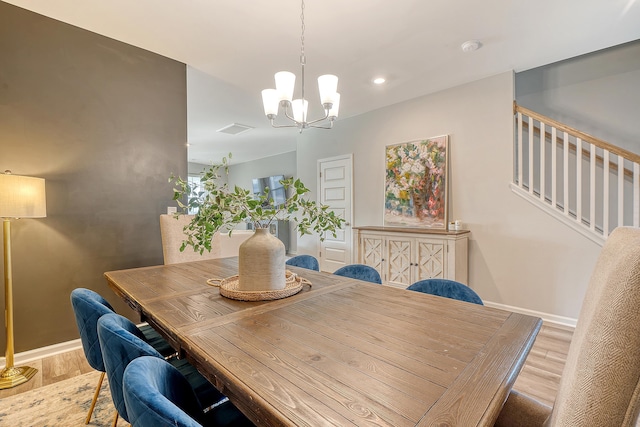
[308,122,334,130]
[304,110,331,126]
[281,104,303,127]
[269,122,301,129]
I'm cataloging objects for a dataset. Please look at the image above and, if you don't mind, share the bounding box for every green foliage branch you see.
[170,155,344,254]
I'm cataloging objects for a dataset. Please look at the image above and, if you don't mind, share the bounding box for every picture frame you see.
[384,136,449,228]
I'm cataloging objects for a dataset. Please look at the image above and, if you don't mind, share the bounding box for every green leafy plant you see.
[170,155,345,254]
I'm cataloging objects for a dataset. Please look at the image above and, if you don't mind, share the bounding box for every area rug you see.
[0,371,127,426]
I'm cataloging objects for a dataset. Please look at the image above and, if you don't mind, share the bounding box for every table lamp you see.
[0,170,46,389]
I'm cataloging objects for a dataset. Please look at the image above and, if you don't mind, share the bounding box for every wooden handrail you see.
[514,102,640,165]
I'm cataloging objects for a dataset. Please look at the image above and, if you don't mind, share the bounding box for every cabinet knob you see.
[345,222,351,226]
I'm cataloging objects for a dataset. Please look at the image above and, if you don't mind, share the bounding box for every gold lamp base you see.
[0,365,38,389]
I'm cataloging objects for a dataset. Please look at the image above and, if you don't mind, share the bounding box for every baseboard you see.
[0,322,150,368]
[484,300,577,329]
[0,338,83,368]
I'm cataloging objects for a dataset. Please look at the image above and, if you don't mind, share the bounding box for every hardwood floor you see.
[0,322,574,407]
[0,347,93,399]
[513,322,573,407]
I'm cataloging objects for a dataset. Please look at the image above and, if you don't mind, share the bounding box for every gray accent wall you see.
[0,3,187,352]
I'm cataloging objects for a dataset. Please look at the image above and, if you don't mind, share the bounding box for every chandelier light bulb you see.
[318,74,338,105]
[261,89,279,117]
[328,93,340,119]
[275,71,295,103]
[291,99,308,123]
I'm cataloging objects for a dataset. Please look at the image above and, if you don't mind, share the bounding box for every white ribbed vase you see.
[238,228,286,291]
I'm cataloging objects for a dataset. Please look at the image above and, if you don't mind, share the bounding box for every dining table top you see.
[104,257,542,427]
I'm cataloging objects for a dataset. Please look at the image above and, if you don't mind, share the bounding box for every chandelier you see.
[261,0,340,132]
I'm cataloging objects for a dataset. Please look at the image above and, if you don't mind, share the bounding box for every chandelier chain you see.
[300,0,305,59]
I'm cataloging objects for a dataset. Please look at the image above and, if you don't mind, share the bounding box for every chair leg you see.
[111,410,119,427]
[85,371,106,424]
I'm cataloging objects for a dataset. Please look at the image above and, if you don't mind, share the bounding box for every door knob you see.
[345,222,351,226]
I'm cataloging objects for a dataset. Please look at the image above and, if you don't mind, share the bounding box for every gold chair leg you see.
[85,371,105,424]
[111,410,119,427]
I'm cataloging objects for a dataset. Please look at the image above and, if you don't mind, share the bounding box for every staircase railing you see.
[512,102,640,244]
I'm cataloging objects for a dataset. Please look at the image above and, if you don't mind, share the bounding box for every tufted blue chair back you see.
[97,313,163,422]
[70,288,115,372]
[333,264,382,284]
[406,279,483,305]
[124,356,203,427]
[285,254,320,271]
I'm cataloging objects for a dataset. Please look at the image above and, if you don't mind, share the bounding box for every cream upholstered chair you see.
[159,214,253,265]
[217,229,254,258]
[495,226,640,427]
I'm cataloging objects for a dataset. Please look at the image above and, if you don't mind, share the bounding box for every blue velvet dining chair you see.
[124,356,253,427]
[333,264,382,284]
[70,288,174,424]
[97,313,227,426]
[406,278,484,305]
[285,254,320,271]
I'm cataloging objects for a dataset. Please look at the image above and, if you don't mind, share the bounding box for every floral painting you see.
[384,136,449,228]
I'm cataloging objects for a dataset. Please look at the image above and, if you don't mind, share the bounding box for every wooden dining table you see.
[104,257,542,427]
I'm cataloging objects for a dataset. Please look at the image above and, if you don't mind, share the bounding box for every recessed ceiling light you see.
[373,77,386,85]
[461,40,482,53]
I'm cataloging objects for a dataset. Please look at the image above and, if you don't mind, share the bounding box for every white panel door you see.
[318,155,353,272]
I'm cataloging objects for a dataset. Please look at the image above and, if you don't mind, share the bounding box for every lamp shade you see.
[328,93,340,119]
[261,89,279,117]
[317,74,338,105]
[291,99,308,123]
[0,174,47,218]
[275,71,296,103]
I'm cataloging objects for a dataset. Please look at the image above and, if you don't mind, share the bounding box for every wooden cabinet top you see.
[354,225,470,236]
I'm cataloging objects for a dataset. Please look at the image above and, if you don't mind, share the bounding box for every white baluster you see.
[563,132,569,216]
[529,117,534,194]
[603,150,610,237]
[540,123,546,203]
[551,127,557,209]
[618,155,624,227]
[517,112,523,188]
[576,138,582,225]
[590,144,597,232]
[635,162,639,227]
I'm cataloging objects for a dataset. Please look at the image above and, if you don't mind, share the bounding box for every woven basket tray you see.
[206,270,311,301]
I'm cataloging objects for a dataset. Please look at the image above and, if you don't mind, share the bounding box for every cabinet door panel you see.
[386,237,412,287]
[360,235,384,277]
[415,239,446,280]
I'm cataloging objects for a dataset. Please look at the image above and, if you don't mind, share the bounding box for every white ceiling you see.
[5,0,640,164]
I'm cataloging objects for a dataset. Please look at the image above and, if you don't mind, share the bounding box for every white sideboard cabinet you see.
[354,226,469,289]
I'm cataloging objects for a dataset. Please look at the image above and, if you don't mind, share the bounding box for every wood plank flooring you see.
[513,322,573,407]
[0,322,573,409]
[0,347,93,398]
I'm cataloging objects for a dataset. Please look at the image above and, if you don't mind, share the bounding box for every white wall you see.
[296,71,602,321]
